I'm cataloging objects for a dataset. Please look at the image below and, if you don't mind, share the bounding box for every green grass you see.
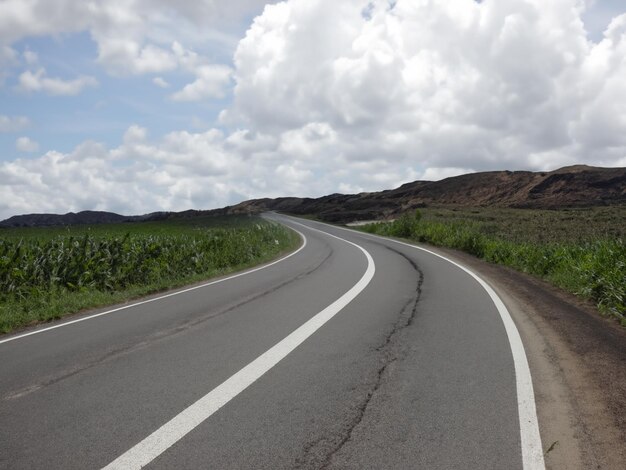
[0,215,262,240]
[358,207,626,325]
[0,215,300,333]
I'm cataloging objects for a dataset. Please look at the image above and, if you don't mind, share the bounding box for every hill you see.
[1,165,624,227]
[217,165,626,222]
[0,210,174,228]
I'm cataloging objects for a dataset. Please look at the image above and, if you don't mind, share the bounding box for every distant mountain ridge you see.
[0,210,167,228]
[217,165,626,222]
[1,165,624,227]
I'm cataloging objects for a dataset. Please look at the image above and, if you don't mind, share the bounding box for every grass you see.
[0,215,300,334]
[358,206,626,325]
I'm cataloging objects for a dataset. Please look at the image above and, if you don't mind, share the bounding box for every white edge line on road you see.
[102,221,375,470]
[0,227,308,346]
[316,218,546,470]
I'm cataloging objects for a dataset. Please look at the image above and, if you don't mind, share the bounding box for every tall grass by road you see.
[0,216,300,333]
[359,207,626,325]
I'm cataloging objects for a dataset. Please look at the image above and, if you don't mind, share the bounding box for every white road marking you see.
[0,228,307,346]
[102,223,375,470]
[309,217,546,470]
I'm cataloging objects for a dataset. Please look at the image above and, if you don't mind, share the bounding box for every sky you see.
[0,0,625,219]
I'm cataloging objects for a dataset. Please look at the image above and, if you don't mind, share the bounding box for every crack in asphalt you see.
[3,244,334,402]
[295,245,424,469]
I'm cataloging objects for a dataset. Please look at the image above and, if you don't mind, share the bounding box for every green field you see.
[358,206,626,325]
[0,215,300,333]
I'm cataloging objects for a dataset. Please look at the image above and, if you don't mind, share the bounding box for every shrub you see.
[359,215,625,324]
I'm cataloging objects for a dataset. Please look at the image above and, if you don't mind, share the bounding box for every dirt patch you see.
[426,245,626,469]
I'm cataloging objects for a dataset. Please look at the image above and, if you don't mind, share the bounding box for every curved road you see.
[0,214,544,469]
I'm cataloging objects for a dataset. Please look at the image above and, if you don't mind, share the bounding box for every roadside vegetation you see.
[0,216,300,333]
[358,206,626,325]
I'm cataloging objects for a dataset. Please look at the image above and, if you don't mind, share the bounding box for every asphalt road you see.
[0,214,544,469]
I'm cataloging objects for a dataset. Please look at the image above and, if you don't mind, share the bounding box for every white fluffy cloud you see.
[171,64,232,101]
[18,68,98,95]
[0,0,271,77]
[1,0,626,220]
[15,136,39,152]
[0,123,407,218]
[97,41,178,76]
[152,76,170,88]
[227,0,626,173]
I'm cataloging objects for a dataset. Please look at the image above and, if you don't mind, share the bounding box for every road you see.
[0,214,544,469]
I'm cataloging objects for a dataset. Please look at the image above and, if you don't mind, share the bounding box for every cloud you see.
[96,40,179,75]
[15,136,39,152]
[153,76,170,88]
[0,0,273,77]
[1,0,626,221]
[0,126,241,219]
[228,0,626,173]
[0,123,415,219]
[122,125,149,144]
[171,64,232,101]
[0,115,30,132]
[582,0,626,41]
[421,167,474,181]
[23,48,38,65]
[18,68,98,95]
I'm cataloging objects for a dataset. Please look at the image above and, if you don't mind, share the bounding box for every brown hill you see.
[219,165,626,223]
[1,165,624,227]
